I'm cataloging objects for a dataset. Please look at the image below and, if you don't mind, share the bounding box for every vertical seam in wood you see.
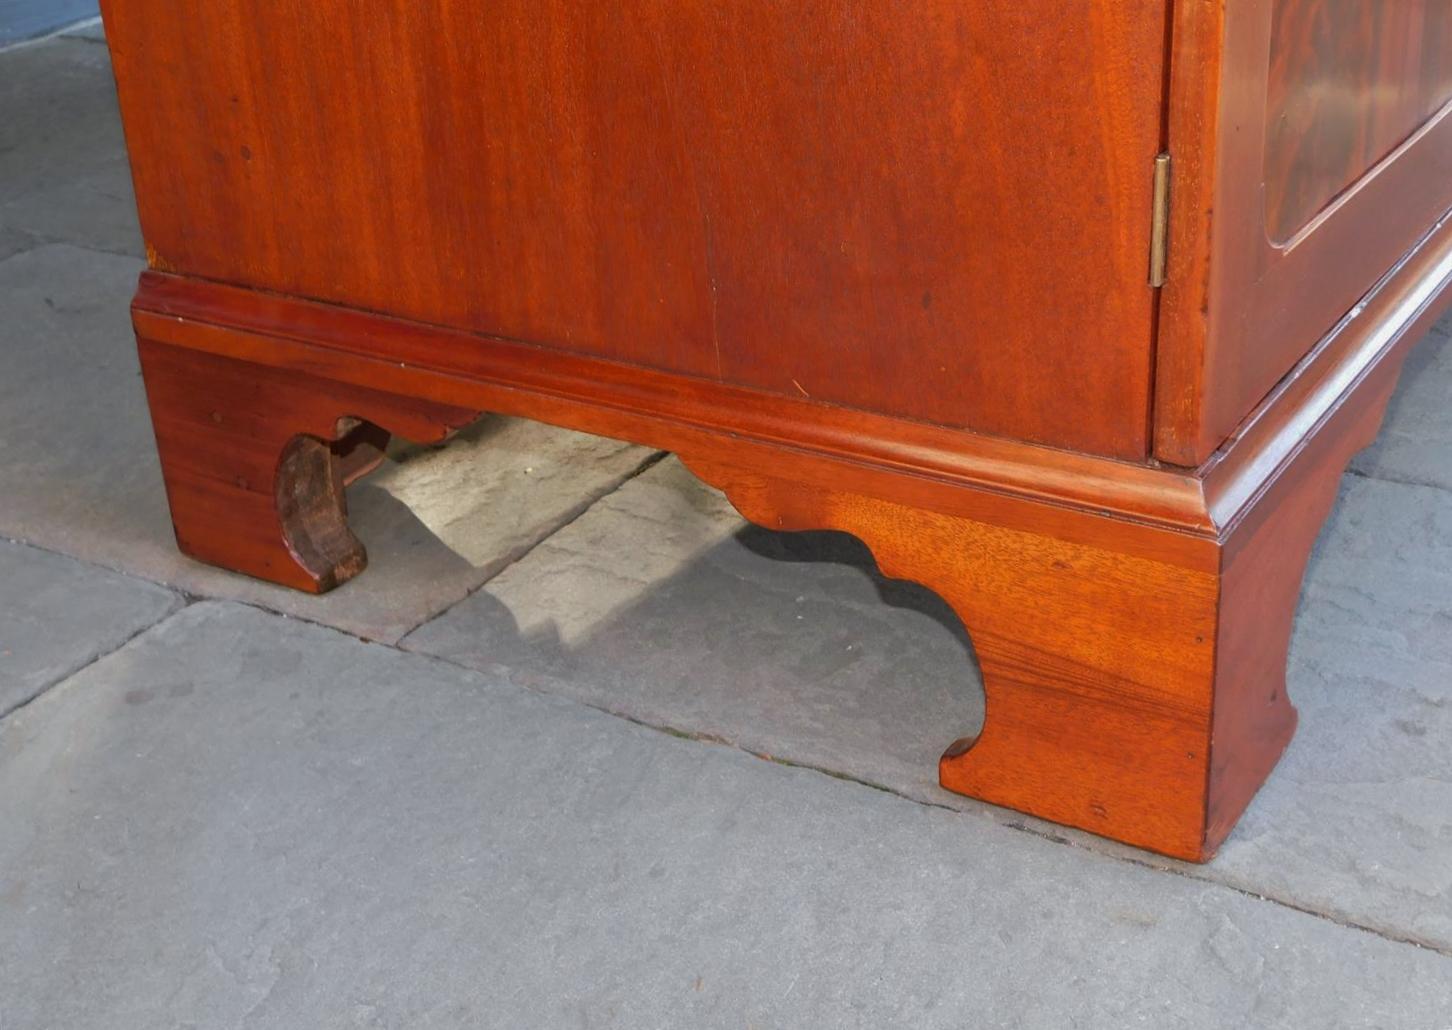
[1143,0,1180,458]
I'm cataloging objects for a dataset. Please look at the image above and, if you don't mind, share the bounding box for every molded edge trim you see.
[131,199,1452,555]
[131,273,1214,536]
[1202,208,1452,534]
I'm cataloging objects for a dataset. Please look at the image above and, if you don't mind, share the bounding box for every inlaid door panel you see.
[1156,0,1452,465]
[1266,0,1452,243]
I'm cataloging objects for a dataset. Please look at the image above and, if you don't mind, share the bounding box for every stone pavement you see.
[2,27,1450,1029]
[0,2,98,48]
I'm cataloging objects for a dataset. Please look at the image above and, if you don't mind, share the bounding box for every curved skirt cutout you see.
[130,255,1442,860]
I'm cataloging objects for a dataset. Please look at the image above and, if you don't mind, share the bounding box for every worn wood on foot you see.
[137,339,478,593]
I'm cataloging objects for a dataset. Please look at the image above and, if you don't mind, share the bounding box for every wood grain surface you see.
[101,0,1168,459]
[1155,0,1452,465]
[1265,0,1452,242]
[137,338,478,593]
[129,212,1452,856]
[104,0,1452,858]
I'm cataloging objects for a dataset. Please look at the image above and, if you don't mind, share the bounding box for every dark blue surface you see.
[0,0,98,47]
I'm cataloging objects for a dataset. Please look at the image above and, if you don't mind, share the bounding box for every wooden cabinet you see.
[101,1,1452,861]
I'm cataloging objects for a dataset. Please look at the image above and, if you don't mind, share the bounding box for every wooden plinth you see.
[129,215,1452,861]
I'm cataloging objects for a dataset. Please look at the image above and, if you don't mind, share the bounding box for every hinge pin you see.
[1149,153,1172,288]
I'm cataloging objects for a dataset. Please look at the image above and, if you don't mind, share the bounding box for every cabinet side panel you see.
[1156,0,1452,466]
[100,1,1168,458]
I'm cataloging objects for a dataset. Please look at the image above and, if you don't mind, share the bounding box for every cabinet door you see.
[102,1,1170,460]
[1155,0,1452,465]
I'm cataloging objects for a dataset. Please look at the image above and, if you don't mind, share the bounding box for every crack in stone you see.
[0,538,188,722]
[1345,466,1452,497]
[394,450,670,641]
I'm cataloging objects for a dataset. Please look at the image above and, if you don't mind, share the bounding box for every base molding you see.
[129,235,1449,857]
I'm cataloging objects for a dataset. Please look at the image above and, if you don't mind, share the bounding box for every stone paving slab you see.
[0,244,659,643]
[0,2,97,48]
[0,37,140,257]
[405,456,983,794]
[0,223,30,263]
[406,445,1452,950]
[59,18,105,43]
[3,601,1449,1030]
[1352,321,1452,491]
[0,538,178,715]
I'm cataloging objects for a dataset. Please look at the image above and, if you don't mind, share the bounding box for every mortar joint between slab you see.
[1344,465,1452,497]
[10,499,1451,960]
[394,449,671,642]
[0,16,104,55]
[465,656,1452,963]
[0,595,194,723]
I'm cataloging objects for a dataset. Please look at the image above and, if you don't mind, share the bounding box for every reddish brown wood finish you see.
[128,196,1452,858]
[135,274,1225,858]
[685,455,1222,861]
[100,0,1168,460]
[1265,0,1452,243]
[1199,209,1452,844]
[105,1,1452,859]
[138,339,477,593]
[1156,0,1452,464]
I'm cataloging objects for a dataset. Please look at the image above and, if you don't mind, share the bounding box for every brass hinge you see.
[1149,152,1172,288]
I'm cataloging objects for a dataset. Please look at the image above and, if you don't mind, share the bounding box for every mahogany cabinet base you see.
[129,246,1445,861]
